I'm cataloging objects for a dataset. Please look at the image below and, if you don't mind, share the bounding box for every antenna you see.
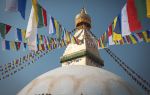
[83,0,87,9]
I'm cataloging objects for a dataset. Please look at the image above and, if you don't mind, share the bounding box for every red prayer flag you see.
[42,8,47,26]
[18,42,21,49]
[108,25,113,37]
[6,24,11,34]
[127,0,142,32]
[41,44,45,50]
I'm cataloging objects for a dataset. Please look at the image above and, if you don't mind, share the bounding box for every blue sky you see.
[0,0,150,95]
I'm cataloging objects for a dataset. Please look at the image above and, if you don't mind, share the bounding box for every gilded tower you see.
[60,8,104,67]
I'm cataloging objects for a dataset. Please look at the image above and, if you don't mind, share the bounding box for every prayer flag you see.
[10,41,15,50]
[146,0,150,18]
[134,0,146,20]
[41,44,45,50]
[26,6,38,51]
[142,30,150,42]
[113,32,122,41]
[0,23,11,39]
[114,15,121,34]
[49,16,56,34]
[54,19,60,39]
[127,0,142,32]
[103,32,108,47]
[71,36,77,44]
[119,39,124,45]
[121,4,131,36]
[5,40,10,50]
[18,0,27,19]
[17,28,22,41]
[123,37,128,44]
[23,43,27,50]
[65,31,71,44]
[37,3,47,28]
[132,33,143,42]
[129,35,137,44]
[100,38,104,48]
[97,39,101,49]
[108,25,115,45]
[15,42,21,50]
[132,34,139,42]
[126,35,132,44]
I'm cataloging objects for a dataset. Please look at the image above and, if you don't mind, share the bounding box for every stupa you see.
[18,8,142,95]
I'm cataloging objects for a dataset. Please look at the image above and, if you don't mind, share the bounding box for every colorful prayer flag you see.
[113,32,122,41]
[23,43,27,50]
[121,4,131,36]
[15,42,21,50]
[113,15,121,34]
[5,40,10,50]
[65,31,71,44]
[49,16,56,34]
[132,33,143,42]
[97,39,101,49]
[26,6,38,51]
[108,25,115,45]
[127,0,142,32]
[10,41,15,50]
[134,0,147,20]
[100,38,104,49]
[71,36,77,44]
[103,32,108,47]
[54,19,60,39]
[146,0,150,18]
[129,35,137,44]
[37,3,47,28]
[17,28,22,41]
[142,30,150,42]
[0,23,11,39]
[18,0,27,19]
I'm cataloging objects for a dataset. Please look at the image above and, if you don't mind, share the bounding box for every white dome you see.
[18,66,142,95]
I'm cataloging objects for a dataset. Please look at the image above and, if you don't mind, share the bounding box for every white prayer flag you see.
[121,4,131,36]
[26,7,38,51]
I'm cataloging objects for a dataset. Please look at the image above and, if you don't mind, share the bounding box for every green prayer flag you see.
[134,0,146,20]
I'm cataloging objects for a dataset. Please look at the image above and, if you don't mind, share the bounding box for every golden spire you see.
[75,8,91,30]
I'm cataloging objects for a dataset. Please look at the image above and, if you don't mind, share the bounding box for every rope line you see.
[104,48,150,94]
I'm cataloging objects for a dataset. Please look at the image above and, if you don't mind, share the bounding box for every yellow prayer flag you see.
[10,41,15,50]
[38,44,42,50]
[114,40,120,45]
[129,35,137,44]
[113,32,122,41]
[66,32,71,44]
[22,29,26,42]
[47,43,50,49]
[113,17,117,30]
[142,31,150,42]
[100,38,104,48]
[32,0,38,23]
[71,36,77,44]
[54,19,59,37]
[146,0,150,18]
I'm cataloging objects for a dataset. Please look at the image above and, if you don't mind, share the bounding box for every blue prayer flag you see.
[114,14,122,34]
[18,0,26,19]
[17,28,22,41]
[147,30,150,38]
[5,40,10,50]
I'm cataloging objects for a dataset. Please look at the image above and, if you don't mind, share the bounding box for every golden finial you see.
[75,0,91,30]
